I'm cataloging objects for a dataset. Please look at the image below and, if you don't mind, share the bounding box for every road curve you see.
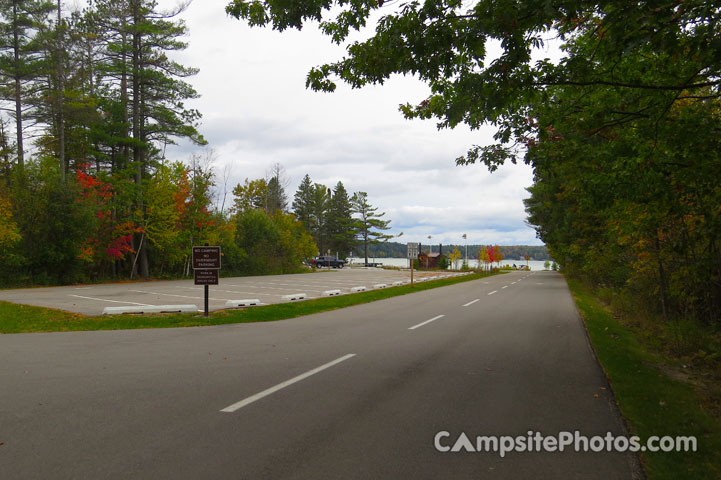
[0,271,641,479]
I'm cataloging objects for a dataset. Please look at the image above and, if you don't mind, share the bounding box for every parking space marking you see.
[179,287,270,297]
[10,270,453,315]
[69,295,151,306]
[127,290,228,301]
[225,284,315,292]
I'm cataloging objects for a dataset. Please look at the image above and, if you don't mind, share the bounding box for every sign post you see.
[193,244,221,317]
[407,242,419,287]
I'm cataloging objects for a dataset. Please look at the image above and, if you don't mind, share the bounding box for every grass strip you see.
[0,272,496,334]
[566,277,721,480]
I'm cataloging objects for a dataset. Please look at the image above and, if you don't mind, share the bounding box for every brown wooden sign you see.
[194,269,218,285]
[192,246,221,269]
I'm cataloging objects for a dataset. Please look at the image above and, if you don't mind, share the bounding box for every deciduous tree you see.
[232,177,267,214]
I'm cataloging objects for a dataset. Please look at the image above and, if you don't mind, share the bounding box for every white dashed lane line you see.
[408,315,445,330]
[220,354,357,413]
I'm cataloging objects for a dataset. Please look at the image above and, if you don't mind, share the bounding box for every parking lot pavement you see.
[0,269,466,316]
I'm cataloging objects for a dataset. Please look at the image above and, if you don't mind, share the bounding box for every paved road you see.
[0,272,641,479]
[0,268,456,316]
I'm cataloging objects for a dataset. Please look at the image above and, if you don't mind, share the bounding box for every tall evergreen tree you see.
[265,176,286,213]
[326,181,354,258]
[50,9,107,172]
[53,0,64,180]
[30,0,68,180]
[0,0,54,170]
[350,191,392,266]
[90,0,134,172]
[264,162,287,213]
[124,0,205,277]
[292,173,313,228]
[310,183,330,255]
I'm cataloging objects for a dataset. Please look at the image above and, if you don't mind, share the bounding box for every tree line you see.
[365,243,549,262]
[1,0,209,284]
[232,167,393,268]
[0,1,395,286]
[226,0,721,331]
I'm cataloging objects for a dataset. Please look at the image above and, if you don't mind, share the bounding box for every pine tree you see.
[264,162,287,213]
[310,183,330,255]
[89,0,134,171]
[118,0,205,277]
[326,181,354,258]
[30,0,68,180]
[292,173,314,228]
[0,0,54,170]
[52,0,66,181]
[350,191,392,266]
[265,177,286,213]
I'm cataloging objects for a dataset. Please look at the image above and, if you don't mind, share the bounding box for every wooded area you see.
[227,0,721,332]
[0,0,210,284]
[3,0,720,340]
[0,0,397,286]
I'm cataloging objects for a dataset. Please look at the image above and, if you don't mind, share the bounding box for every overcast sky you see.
[90,0,548,246]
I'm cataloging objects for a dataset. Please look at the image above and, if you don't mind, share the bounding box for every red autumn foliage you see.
[106,235,134,260]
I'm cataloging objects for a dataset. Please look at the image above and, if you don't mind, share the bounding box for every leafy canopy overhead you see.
[226,0,721,168]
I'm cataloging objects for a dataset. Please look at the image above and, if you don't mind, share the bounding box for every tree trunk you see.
[363,231,369,266]
[12,3,24,169]
[121,25,129,167]
[56,0,65,182]
[656,234,670,323]
[0,120,10,180]
[131,1,149,278]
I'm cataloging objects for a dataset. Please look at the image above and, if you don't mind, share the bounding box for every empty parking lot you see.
[0,268,467,316]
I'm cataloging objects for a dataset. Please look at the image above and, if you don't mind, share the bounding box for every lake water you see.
[347,257,553,271]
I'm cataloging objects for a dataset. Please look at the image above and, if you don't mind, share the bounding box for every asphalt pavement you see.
[0,271,642,479]
[0,268,454,316]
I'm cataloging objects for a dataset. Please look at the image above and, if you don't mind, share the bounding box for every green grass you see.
[566,277,721,480]
[0,271,497,334]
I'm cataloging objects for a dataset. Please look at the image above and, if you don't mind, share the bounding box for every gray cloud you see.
[160,0,543,246]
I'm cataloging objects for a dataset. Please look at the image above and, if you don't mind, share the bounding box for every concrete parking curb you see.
[225,299,260,308]
[282,293,307,301]
[102,305,198,315]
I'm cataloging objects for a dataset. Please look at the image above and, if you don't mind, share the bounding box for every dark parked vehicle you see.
[311,256,346,268]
